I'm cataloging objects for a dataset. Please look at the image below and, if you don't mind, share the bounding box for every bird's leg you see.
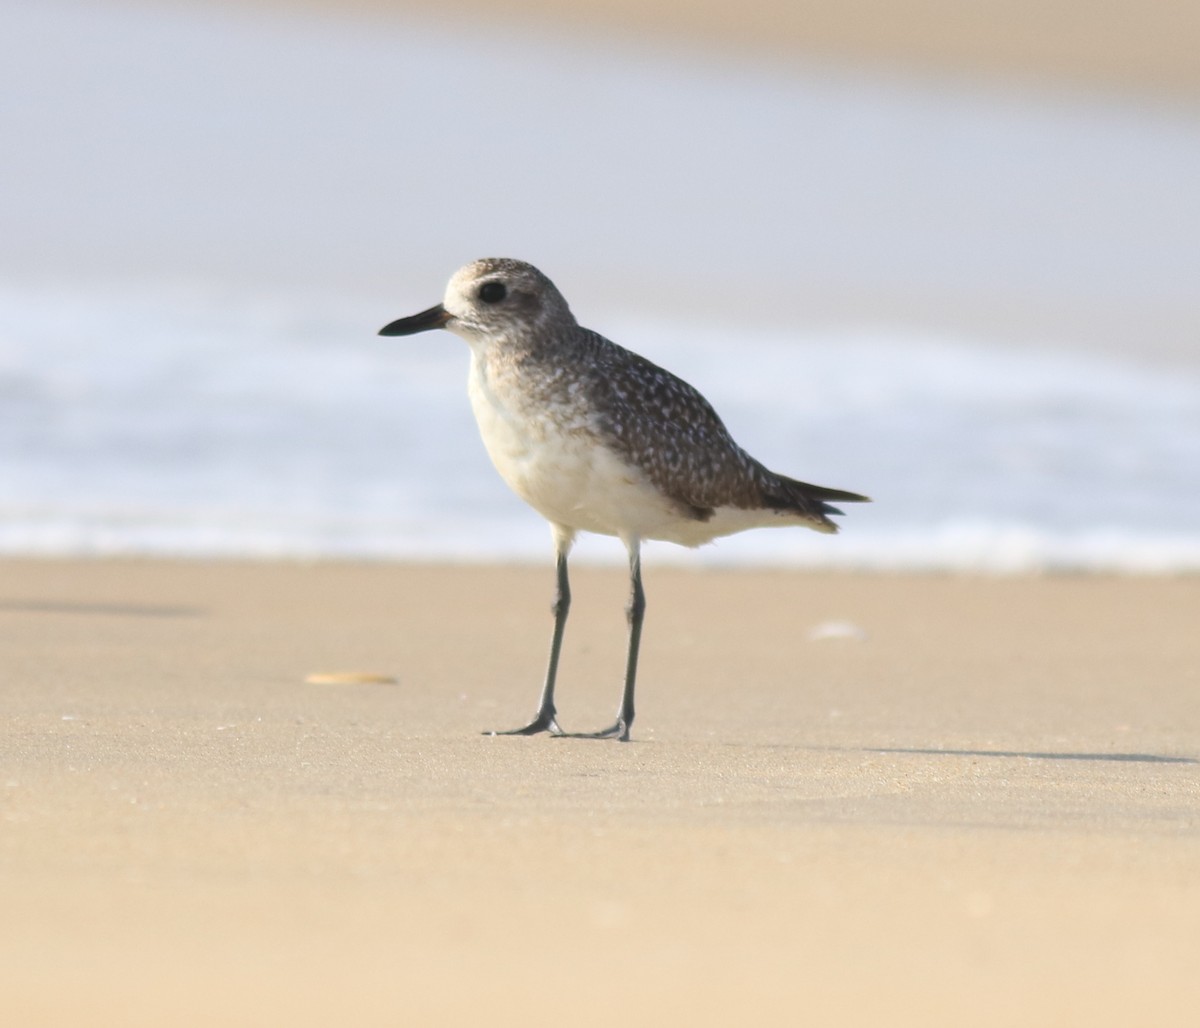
[485,551,569,737]
[560,542,643,742]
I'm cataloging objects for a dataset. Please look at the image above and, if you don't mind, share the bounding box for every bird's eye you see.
[478,281,507,304]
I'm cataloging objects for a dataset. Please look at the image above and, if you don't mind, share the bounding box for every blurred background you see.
[2,0,1198,570]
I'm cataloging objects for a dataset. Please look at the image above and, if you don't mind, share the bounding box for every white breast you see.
[466,351,676,540]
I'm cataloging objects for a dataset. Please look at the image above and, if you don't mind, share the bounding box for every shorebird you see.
[380,258,868,741]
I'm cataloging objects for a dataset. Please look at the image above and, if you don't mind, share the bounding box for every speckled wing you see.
[575,332,813,520]
[572,329,870,529]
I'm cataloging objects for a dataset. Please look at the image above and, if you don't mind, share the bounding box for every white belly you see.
[466,353,685,542]
[465,354,812,547]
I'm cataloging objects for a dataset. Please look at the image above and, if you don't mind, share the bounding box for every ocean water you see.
[3,2,1199,571]
[3,280,1198,572]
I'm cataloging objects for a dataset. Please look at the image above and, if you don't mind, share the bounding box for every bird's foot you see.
[554,719,630,742]
[483,710,564,737]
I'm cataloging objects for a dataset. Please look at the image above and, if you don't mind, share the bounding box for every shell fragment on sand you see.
[304,672,398,685]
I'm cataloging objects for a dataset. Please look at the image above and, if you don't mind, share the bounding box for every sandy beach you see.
[2,559,1197,1025]
[5,2,1198,1024]
[237,0,1200,99]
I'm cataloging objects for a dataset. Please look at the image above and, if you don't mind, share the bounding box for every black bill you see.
[378,304,452,336]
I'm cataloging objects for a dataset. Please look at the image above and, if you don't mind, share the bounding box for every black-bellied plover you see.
[380,258,868,741]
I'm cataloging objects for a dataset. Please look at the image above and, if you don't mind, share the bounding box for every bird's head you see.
[379,258,575,346]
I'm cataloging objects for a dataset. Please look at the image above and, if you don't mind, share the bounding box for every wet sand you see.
[2,559,1197,1025]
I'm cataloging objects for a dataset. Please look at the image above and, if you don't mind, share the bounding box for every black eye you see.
[478,281,507,304]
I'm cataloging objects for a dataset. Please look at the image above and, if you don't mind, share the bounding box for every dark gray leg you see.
[485,552,568,737]
[560,543,644,742]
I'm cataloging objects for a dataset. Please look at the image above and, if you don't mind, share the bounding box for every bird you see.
[379,258,868,741]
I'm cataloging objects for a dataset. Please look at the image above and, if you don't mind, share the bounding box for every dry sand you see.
[2,558,1198,1025]
[13,6,1197,1023]
[225,0,1200,100]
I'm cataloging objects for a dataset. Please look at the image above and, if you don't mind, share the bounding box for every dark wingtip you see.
[763,474,869,532]
[781,477,871,505]
[816,488,871,504]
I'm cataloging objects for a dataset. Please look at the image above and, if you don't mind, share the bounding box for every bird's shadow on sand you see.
[731,743,1196,764]
[0,600,203,618]
[857,746,1196,765]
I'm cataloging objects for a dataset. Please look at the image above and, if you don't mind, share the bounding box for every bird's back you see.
[557,327,863,533]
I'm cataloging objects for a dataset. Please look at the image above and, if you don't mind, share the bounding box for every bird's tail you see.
[764,474,871,533]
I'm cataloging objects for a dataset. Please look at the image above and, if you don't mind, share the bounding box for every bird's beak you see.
[378,304,452,336]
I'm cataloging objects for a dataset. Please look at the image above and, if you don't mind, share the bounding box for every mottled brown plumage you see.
[379,258,869,741]
[562,327,864,527]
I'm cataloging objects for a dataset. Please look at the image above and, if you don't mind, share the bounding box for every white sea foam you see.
[3,283,1197,571]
